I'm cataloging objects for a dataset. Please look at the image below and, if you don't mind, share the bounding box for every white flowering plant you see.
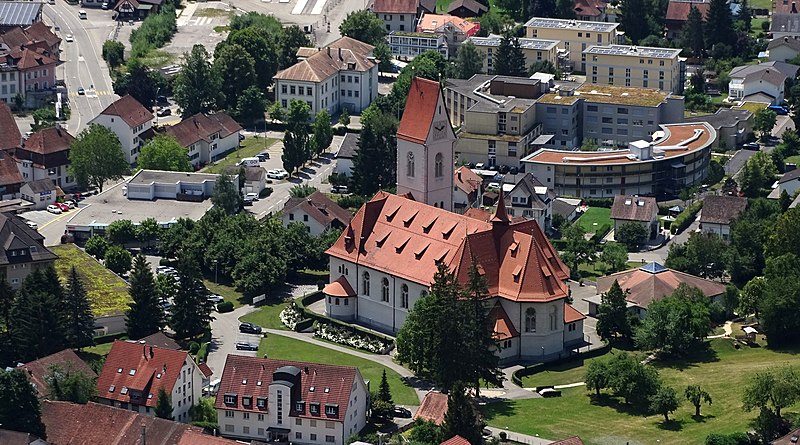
[313,322,392,354]
[279,303,304,330]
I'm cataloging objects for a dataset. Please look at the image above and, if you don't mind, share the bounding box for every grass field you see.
[258,333,418,405]
[138,49,176,69]
[576,207,612,234]
[240,298,291,331]
[201,137,277,174]
[786,154,800,165]
[483,339,800,445]
[50,244,131,317]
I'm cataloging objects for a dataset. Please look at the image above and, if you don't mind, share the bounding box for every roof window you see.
[120,387,129,395]
[156,373,162,379]
[324,387,330,393]
[257,380,262,386]
[129,369,136,376]
[117,368,123,373]
[242,379,247,385]
[109,385,115,393]
[309,386,315,392]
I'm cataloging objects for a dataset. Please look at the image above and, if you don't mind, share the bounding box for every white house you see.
[504,173,554,229]
[95,340,204,422]
[214,355,369,445]
[728,62,799,105]
[369,0,422,32]
[274,37,378,115]
[89,95,153,165]
[19,178,57,210]
[282,191,352,236]
[14,126,76,189]
[165,112,242,168]
[768,36,800,62]
[699,195,747,241]
[334,133,359,177]
[226,166,266,195]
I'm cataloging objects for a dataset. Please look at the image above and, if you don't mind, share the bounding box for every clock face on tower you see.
[432,120,448,141]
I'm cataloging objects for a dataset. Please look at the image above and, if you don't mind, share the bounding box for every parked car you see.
[65,34,74,43]
[769,105,789,115]
[257,152,270,161]
[267,169,288,180]
[239,322,262,334]
[331,185,349,194]
[235,342,259,351]
[77,87,85,95]
[243,196,254,206]
[244,192,259,203]
[25,220,38,230]
[157,107,172,117]
[207,294,223,304]
[157,95,168,104]
[56,203,70,212]
[64,200,76,208]
[102,2,109,9]
[392,407,412,418]
[47,204,62,214]
[743,142,760,150]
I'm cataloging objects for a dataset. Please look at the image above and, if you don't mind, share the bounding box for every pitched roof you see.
[139,331,181,350]
[41,401,239,445]
[771,13,800,34]
[397,77,441,144]
[417,13,481,35]
[12,47,57,70]
[0,101,21,151]
[23,178,56,194]
[768,36,800,51]
[0,155,23,187]
[596,262,727,310]
[20,126,74,155]
[0,2,42,27]
[327,192,570,303]
[337,133,360,159]
[0,430,42,445]
[441,436,471,445]
[573,0,604,17]
[552,198,579,219]
[551,437,585,445]
[20,349,97,397]
[96,95,153,128]
[415,392,448,425]
[665,0,709,22]
[21,22,60,48]
[0,212,55,265]
[284,191,353,228]
[505,173,553,211]
[610,195,658,222]
[327,36,376,56]
[224,166,266,182]
[729,61,800,80]
[96,341,191,408]
[370,0,418,13]
[446,0,487,14]
[564,304,586,323]
[454,166,481,196]
[213,355,360,422]
[488,302,519,340]
[166,112,242,148]
[462,207,527,224]
[275,38,376,83]
[198,362,213,379]
[700,195,747,225]
[323,275,357,297]
[0,22,59,51]
[779,167,800,183]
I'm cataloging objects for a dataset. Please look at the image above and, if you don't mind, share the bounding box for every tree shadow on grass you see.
[656,419,685,431]
[650,343,720,372]
[479,399,517,421]
[691,414,715,423]
[588,394,651,417]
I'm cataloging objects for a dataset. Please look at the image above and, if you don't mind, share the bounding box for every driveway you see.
[206,305,259,376]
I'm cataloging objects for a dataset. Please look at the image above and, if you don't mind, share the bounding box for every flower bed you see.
[314,322,393,354]
[279,303,304,330]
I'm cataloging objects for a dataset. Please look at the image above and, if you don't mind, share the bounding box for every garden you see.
[576,207,612,236]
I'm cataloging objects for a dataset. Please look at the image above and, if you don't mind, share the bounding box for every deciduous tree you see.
[596,280,633,341]
[282,100,312,174]
[45,363,97,404]
[339,10,386,45]
[585,359,610,396]
[107,219,137,246]
[758,254,800,345]
[211,172,243,215]
[213,42,257,110]
[743,365,800,417]
[105,245,132,275]
[313,110,334,155]
[740,151,778,197]
[685,384,712,417]
[634,284,712,355]
[174,44,222,117]
[616,222,649,250]
[650,386,680,422]
[102,40,125,68]
[0,369,46,438]
[84,235,109,259]
[68,124,129,192]
[138,135,192,172]
[755,108,777,141]
[598,241,628,274]
[235,85,266,127]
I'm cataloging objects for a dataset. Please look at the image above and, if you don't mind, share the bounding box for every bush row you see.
[130,7,177,58]
[670,201,703,235]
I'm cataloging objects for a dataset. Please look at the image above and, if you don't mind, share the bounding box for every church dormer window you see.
[434,153,443,178]
[407,152,415,177]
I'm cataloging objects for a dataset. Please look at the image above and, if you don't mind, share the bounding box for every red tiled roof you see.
[370,0,418,13]
[700,195,747,225]
[198,362,213,378]
[324,275,357,297]
[165,112,242,148]
[21,349,97,397]
[441,436,471,445]
[574,0,603,17]
[13,47,57,70]
[564,304,586,323]
[551,437,585,445]
[454,166,481,195]
[0,102,20,151]
[666,0,709,22]
[463,207,526,224]
[275,38,376,83]
[327,192,569,303]
[397,77,440,144]
[98,95,153,128]
[610,195,658,222]
[284,191,353,228]
[415,391,448,425]
[21,126,73,155]
[417,14,481,36]
[22,22,61,49]
[213,355,360,422]
[96,341,190,408]
[488,302,519,340]
[0,154,23,187]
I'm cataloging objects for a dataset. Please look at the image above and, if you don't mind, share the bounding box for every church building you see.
[322,77,586,364]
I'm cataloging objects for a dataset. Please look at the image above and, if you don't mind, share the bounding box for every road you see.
[43,2,118,133]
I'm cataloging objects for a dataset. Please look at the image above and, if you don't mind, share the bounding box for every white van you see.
[78,10,87,19]
[238,157,260,167]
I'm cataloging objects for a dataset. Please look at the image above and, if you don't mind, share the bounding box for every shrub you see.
[585,198,614,208]
[671,201,703,234]
[338,194,367,210]
[130,6,177,58]
[188,341,200,354]
[259,187,273,198]
[314,322,392,353]
[217,301,234,313]
[499,432,507,440]
[197,342,209,362]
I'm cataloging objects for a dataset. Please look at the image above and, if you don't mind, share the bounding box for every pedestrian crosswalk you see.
[180,16,214,27]
[68,90,113,97]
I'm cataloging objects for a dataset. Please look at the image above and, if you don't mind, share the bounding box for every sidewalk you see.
[485,427,553,445]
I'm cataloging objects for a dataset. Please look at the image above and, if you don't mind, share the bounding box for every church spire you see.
[490,195,510,224]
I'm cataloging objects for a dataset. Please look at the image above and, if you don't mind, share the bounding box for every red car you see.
[56,203,70,212]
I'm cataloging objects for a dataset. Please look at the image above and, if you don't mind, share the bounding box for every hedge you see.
[670,201,703,235]
[293,291,394,345]
[590,224,611,243]
[511,343,612,387]
[585,198,613,208]
[295,318,315,332]
[217,301,234,313]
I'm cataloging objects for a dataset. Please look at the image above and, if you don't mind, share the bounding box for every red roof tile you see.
[284,191,353,228]
[198,362,213,378]
[14,47,57,70]
[488,302,519,340]
[551,437,585,445]
[0,154,23,187]
[96,341,191,408]
[564,304,585,323]
[441,436,471,445]
[370,0,418,13]
[610,195,658,222]
[275,38,376,83]
[98,95,153,128]
[0,101,21,151]
[415,392,448,425]
[666,0,709,22]
[21,349,97,397]
[454,166,481,195]
[323,275,357,297]
[700,195,747,225]
[20,126,73,155]
[165,112,242,148]
[397,77,440,144]
[213,355,360,422]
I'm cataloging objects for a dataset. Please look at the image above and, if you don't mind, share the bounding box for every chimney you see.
[141,424,146,445]
[143,345,147,359]
[457,170,462,181]
[338,47,343,61]
[792,1,797,13]
[327,47,331,57]
[163,364,167,373]
[149,346,154,358]
[304,366,309,374]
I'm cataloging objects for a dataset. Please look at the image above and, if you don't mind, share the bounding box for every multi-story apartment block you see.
[214,355,369,445]
[165,112,242,167]
[387,31,449,59]
[583,45,685,94]
[274,37,378,115]
[89,95,154,165]
[466,34,560,74]
[522,122,716,198]
[14,126,76,189]
[369,0,431,32]
[0,212,56,288]
[524,17,620,72]
[536,83,684,149]
[96,341,204,422]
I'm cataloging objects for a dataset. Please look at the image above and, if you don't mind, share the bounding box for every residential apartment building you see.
[684,108,752,150]
[0,48,58,107]
[583,44,685,94]
[0,212,56,288]
[282,191,352,235]
[165,112,242,167]
[524,17,620,72]
[466,34,559,74]
[14,126,76,189]
[369,0,427,32]
[274,37,378,115]
[89,95,153,165]
[522,122,717,198]
[503,173,554,229]
[387,32,449,59]
[95,341,204,422]
[536,83,684,149]
[214,355,369,445]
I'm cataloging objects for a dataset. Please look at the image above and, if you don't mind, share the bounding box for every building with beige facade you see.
[0,212,56,288]
[524,17,621,72]
[466,34,560,74]
[583,45,685,94]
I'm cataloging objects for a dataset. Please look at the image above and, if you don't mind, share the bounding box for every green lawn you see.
[576,207,612,234]
[204,280,247,308]
[239,298,291,331]
[578,261,645,280]
[786,154,800,165]
[259,333,418,405]
[83,342,114,357]
[50,244,131,317]
[201,137,277,174]
[484,339,800,444]
[138,49,177,69]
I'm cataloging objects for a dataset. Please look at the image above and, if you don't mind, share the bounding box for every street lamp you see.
[212,259,218,284]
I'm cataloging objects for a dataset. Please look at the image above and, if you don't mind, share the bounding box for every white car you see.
[244,192,259,202]
[267,169,288,180]
[47,204,62,214]
[65,34,73,43]
[25,220,38,230]
[64,200,76,208]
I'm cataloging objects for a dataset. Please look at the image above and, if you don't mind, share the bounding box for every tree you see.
[170,252,213,340]
[282,100,312,174]
[555,0,575,18]
[754,108,777,141]
[45,363,97,404]
[30,108,57,132]
[463,262,502,395]
[0,369,46,438]
[235,85,266,127]
[102,40,125,68]
[758,254,800,345]
[705,0,736,49]
[665,232,729,279]
[527,0,555,19]
[226,26,281,88]
[63,267,94,350]
[279,25,311,70]
[155,387,174,420]
[738,276,764,317]
[634,284,712,355]
[113,58,161,109]
[378,370,393,406]
[374,42,393,73]
[607,352,662,406]
[681,5,705,58]
[766,208,800,259]
[138,134,193,172]
[68,124,129,192]
[596,280,633,341]
[737,0,752,32]
[616,222,648,250]
[442,384,482,445]
[742,366,800,418]
[136,217,161,247]
[290,184,318,199]
[313,110,334,155]
[339,10,386,45]
[493,34,527,77]
[739,151,778,197]
[213,42,257,110]
[189,396,218,424]
[585,359,610,396]
[107,219,137,246]
[126,255,165,339]
[338,107,350,127]
[599,242,628,274]
[84,234,109,259]
[455,41,484,79]
[351,108,397,195]
[105,245,132,275]
[780,190,792,212]
[174,44,222,117]
[650,386,680,422]
[685,384,712,417]
[561,223,596,272]
[212,172,243,215]
[11,269,66,361]
[268,101,286,123]
[409,420,443,445]
[620,0,651,43]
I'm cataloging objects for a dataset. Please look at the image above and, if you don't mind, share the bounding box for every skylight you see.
[129,369,136,376]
